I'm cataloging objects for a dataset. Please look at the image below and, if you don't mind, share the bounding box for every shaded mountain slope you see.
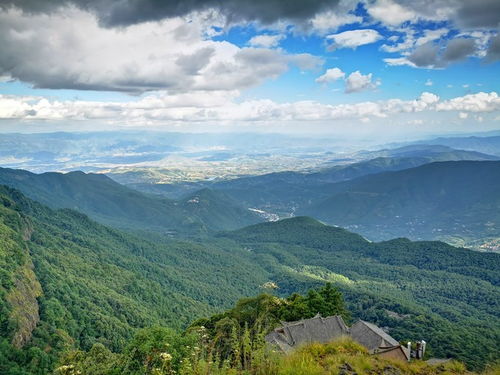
[0,185,270,373]
[301,161,500,242]
[0,168,262,234]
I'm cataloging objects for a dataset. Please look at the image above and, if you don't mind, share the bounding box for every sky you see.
[0,0,499,140]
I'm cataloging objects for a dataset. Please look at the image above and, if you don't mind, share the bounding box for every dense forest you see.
[43,286,500,375]
[0,168,262,234]
[0,186,499,374]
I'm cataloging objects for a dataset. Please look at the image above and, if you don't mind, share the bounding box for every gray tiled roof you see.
[266,315,402,356]
[350,320,399,351]
[265,314,349,352]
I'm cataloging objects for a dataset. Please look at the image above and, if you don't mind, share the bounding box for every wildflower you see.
[160,352,173,361]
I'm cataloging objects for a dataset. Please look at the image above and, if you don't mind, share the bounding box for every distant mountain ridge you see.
[0,167,262,234]
[128,145,498,205]
[415,136,500,156]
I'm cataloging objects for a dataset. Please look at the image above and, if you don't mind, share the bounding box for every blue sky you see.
[0,0,499,138]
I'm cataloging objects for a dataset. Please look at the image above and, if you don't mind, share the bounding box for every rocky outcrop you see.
[6,257,42,348]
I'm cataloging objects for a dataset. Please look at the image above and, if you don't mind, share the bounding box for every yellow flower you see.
[160,352,172,361]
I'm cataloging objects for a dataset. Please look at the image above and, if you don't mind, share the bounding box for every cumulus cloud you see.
[435,91,500,112]
[407,38,477,68]
[367,0,500,29]
[315,68,380,94]
[453,0,500,28]
[2,0,499,34]
[315,68,345,83]
[0,8,320,93]
[310,10,361,34]
[2,91,498,125]
[366,0,416,26]
[345,71,380,93]
[408,42,441,67]
[248,34,284,48]
[326,29,382,50]
[442,38,476,62]
[0,0,341,28]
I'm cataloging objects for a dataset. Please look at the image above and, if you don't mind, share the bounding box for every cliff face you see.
[0,190,42,349]
[7,256,42,348]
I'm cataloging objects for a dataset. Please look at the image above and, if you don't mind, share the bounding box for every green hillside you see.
[0,186,269,374]
[0,168,262,234]
[55,288,497,375]
[0,189,498,373]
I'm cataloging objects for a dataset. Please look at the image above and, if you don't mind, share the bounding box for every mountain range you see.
[0,167,261,234]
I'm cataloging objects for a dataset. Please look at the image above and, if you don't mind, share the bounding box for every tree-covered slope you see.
[301,161,500,242]
[0,190,498,373]
[0,168,262,234]
[220,217,500,369]
[0,186,269,374]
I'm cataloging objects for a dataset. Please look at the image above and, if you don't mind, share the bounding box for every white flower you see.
[159,352,172,361]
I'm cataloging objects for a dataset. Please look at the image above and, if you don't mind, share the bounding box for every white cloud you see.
[0,7,318,94]
[436,92,500,112]
[345,71,380,93]
[327,29,382,50]
[1,92,499,125]
[415,28,450,46]
[315,68,345,84]
[367,0,416,26]
[383,57,416,67]
[420,92,440,104]
[425,79,433,86]
[309,0,362,34]
[459,112,468,119]
[310,11,362,34]
[316,68,381,94]
[248,34,284,48]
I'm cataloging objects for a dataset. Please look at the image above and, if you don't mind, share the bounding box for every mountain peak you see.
[222,216,368,251]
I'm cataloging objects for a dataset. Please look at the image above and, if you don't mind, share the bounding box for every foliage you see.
[0,186,498,373]
[302,161,500,242]
[0,168,261,234]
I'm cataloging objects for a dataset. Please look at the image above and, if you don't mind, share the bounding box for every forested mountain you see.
[301,161,500,242]
[0,185,270,374]
[125,154,500,248]
[1,187,498,373]
[0,168,262,234]
[128,146,498,217]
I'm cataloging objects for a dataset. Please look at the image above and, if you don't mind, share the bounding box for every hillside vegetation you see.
[54,288,499,375]
[301,161,500,242]
[0,187,498,374]
[0,168,262,234]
